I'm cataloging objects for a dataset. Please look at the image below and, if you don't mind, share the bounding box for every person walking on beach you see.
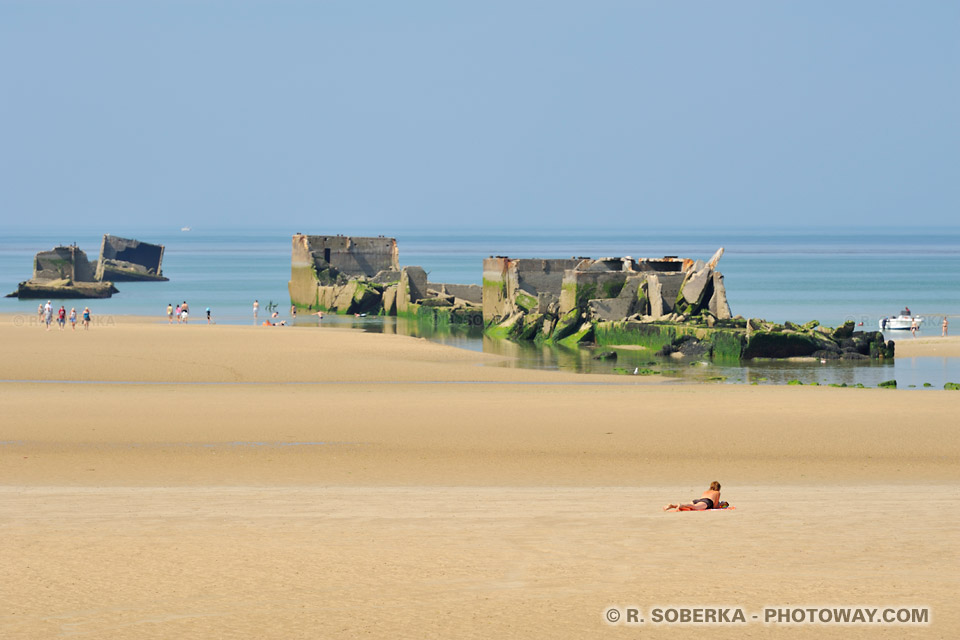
[37,303,43,325]
[910,318,919,337]
[181,305,189,324]
[167,303,174,324]
[290,304,297,319]
[253,299,259,321]
[69,307,77,330]
[82,307,91,330]
[663,481,722,511]
[206,307,212,324]
[44,301,53,331]
[943,317,949,337]
[57,305,66,331]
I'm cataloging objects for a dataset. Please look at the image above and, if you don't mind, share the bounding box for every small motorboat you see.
[879,309,923,331]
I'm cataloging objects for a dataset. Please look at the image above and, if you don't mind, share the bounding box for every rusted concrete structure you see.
[289,234,400,309]
[482,257,586,323]
[7,245,117,299]
[95,235,167,281]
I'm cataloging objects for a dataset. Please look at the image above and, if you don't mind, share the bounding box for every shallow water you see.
[297,314,960,390]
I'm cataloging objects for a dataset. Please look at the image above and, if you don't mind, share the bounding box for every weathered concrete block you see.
[708,272,732,320]
[588,297,634,322]
[381,285,398,315]
[648,275,664,319]
[618,274,646,299]
[32,246,97,283]
[371,269,401,284]
[397,266,428,314]
[333,280,360,311]
[96,235,166,282]
[437,283,482,304]
[318,285,335,310]
[681,268,712,305]
[482,257,582,323]
[656,273,686,313]
[537,292,558,314]
[558,271,629,315]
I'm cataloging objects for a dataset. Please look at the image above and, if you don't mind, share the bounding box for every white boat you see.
[181,226,191,232]
[879,310,923,331]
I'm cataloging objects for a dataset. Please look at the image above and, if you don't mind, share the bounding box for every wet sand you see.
[1,316,957,638]
[895,334,960,358]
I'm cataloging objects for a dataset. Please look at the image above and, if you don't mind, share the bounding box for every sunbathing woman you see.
[663,481,721,511]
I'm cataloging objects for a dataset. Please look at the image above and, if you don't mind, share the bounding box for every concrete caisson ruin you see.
[6,245,118,299]
[478,247,891,360]
[288,234,483,320]
[288,237,894,361]
[482,250,733,342]
[95,235,167,281]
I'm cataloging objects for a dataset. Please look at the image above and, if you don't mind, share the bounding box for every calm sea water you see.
[2,226,958,386]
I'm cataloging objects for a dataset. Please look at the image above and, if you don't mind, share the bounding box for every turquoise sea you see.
[3,226,959,387]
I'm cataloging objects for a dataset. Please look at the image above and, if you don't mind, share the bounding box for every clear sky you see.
[2,1,957,230]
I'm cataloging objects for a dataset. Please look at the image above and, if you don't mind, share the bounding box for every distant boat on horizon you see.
[181,227,191,232]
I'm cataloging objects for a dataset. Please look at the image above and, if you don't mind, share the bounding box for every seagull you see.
[633,367,639,375]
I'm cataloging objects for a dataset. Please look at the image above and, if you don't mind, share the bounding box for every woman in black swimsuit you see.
[663,481,721,511]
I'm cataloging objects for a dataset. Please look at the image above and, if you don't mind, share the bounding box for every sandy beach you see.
[1,315,958,638]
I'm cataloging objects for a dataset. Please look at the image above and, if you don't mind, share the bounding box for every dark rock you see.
[655,343,677,357]
[832,321,855,340]
[812,350,840,360]
[419,296,453,308]
[676,338,711,359]
[841,352,869,360]
[742,331,823,359]
[593,351,618,361]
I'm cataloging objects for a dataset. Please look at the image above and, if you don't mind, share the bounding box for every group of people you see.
[255,299,309,326]
[166,302,213,325]
[38,301,91,331]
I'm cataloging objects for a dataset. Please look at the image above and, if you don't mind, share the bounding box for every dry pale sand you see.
[1,315,958,638]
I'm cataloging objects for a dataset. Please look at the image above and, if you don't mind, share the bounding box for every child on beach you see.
[176,304,182,323]
[57,306,66,330]
[69,308,77,330]
[37,304,43,325]
[167,304,174,324]
[663,481,722,511]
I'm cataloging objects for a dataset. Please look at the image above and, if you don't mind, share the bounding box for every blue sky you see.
[2,1,957,230]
